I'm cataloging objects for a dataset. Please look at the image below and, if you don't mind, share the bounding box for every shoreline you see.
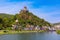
[0,30,45,35]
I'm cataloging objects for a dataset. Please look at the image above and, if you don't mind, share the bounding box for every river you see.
[0,32,60,40]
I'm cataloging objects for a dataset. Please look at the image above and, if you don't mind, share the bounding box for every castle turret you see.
[20,6,28,13]
[23,6,27,11]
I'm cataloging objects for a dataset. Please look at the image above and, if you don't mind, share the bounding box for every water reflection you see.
[0,32,60,40]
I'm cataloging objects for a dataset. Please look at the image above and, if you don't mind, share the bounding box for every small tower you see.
[23,6,27,11]
[19,6,28,14]
[15,19,18,22]
[15,19,19,25]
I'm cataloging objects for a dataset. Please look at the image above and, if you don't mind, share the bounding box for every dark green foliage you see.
[0,13,14,29]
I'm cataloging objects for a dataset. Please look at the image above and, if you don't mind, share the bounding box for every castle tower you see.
[23,6,27,11]
[19,6,28,14]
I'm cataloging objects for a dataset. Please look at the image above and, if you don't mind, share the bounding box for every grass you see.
[0,30,45,35]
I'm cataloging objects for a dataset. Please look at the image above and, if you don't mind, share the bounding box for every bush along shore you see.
[56,30,60,34]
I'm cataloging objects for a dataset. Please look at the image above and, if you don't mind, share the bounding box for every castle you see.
[20,6,28,13]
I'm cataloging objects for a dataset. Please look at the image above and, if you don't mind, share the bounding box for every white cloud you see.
[0,1,33,14]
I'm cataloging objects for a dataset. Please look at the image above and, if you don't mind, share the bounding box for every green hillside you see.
[14,7,51,27]
[53,22,60,25]
[0,13,14,18]
[0,7,51,30]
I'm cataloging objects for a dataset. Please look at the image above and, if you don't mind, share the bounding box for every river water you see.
[0,32,60,40]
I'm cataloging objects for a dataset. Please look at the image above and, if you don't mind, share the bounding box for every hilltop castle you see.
[20,6,28,13]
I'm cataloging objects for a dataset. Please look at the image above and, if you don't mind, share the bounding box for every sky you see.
[0,0,60,23]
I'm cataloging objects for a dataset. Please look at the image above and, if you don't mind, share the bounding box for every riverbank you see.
[0,31,58,40]
[0,30,45,35]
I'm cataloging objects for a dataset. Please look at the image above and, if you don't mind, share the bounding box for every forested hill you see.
[0,7,51,29]
[14,7,51,27]
[0,13,14,18]
[53,22,60,25]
